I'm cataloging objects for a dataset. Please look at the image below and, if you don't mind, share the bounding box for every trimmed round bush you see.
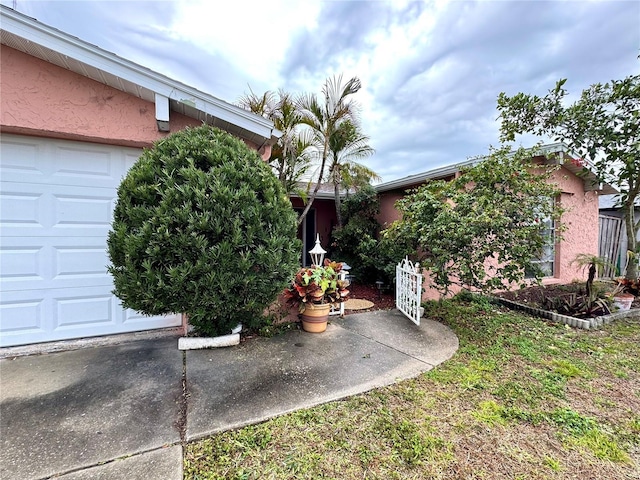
[107,125,301,336]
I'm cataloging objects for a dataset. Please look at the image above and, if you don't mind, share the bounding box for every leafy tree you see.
[384,146,564,295]
[497,74,640,279]
[327,119,378,227]
[107,125,301,336]
[238,88,314,196]
[296,75,363,227]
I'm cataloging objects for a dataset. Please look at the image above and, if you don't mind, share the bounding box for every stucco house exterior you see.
[375,144,616,300]
[0,6,282,347]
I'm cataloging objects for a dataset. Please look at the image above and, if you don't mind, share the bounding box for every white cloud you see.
[165,0,321,87]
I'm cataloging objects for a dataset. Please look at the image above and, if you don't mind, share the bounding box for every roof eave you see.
[375,158,479,193]
[375,142,617,194]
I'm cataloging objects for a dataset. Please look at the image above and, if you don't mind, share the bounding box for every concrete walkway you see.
[0,309,458,480]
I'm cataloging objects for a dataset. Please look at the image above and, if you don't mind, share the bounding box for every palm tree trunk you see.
[297,149,328,228]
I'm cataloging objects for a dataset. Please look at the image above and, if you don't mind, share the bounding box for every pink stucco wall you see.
[0,46,263,154]
[377,191,407,228]
[378,163,601,300]
[551,166,600,284]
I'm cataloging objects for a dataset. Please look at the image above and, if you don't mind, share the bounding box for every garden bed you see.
[493,283,640,330]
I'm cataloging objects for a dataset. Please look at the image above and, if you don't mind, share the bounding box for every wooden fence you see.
[598,214,623,278]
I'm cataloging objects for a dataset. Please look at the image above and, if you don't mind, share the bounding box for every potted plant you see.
[610,278,637,311]
[284,260,351,333]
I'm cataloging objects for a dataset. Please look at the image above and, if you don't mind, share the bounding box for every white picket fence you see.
[396,257,423,325]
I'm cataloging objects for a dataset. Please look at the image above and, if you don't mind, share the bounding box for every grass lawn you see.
[184,296,640,479]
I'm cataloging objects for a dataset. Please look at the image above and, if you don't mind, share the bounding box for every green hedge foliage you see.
[331,185,412,285]
[108,126,301,336]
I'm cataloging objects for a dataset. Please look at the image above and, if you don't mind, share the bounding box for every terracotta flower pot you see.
[301,303,332,333]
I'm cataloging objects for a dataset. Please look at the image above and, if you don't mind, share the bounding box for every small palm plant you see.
[569,254,614,316]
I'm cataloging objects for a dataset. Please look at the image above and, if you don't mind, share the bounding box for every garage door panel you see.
[1,237,112,292]
[52,192,114,228]
[0,245,45,283]
[1,288,181,347]
[53,244,111,282]
[0,296,47,336]
[1,137,139,188]
[1,238,50,291]
[0,135,181,347]
[0,191,42,226]
[0,138,46,180]
[54,292,115,329]
[122,310,181,329]
[1,182,115,237]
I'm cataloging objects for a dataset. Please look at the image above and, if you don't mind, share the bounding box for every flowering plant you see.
[283,259,350,312]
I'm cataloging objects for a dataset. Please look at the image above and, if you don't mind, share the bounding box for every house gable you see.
[1,46,203,148]
[0,5,280,154]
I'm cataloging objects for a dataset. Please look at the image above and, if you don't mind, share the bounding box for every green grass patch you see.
[184,301,640,479]
[472,400,509,427]
[550,358,593,379]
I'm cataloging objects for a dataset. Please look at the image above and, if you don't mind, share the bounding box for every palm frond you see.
[237,87,276,117]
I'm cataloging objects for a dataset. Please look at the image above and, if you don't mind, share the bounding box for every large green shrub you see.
[331,185,411,285]
[107,125,301,336]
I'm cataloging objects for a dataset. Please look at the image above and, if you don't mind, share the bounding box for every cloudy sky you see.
[5,0,639,183]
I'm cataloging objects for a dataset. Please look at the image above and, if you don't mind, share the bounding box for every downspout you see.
[258,129,282,161]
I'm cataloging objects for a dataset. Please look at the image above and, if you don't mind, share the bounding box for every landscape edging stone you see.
[491,296,640,330]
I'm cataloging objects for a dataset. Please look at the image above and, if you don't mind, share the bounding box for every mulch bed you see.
[494,282,640,312]
[264,283,395,329]
[345,283,395,312]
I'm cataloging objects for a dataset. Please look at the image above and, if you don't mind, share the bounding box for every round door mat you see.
[344,299,375,310]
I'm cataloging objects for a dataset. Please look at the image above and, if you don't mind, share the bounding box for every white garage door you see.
[0,135,181,347]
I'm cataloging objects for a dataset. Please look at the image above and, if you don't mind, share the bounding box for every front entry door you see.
[294,208,316,267]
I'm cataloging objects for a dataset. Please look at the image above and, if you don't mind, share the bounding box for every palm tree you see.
[327,119,377,226]
[238,88,313,196]
[295,75,362,227]
[237,88,276,117]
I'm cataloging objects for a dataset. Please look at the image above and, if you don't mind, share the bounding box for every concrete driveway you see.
[0,309,458,479]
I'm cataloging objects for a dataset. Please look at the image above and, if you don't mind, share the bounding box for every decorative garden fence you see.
[396,257,423,325]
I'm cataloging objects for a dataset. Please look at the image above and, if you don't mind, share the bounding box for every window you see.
[526,198,556,278]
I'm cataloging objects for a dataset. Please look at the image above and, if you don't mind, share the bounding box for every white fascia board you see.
[0,6,278,141]
[375,159,477,192]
